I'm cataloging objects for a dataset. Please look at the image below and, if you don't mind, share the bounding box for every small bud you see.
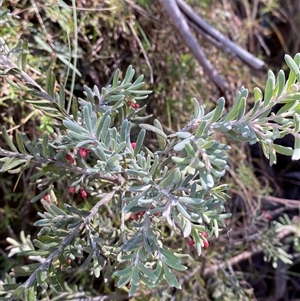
[201,232,208,238]
[66,154,75,164]
[261,210,272,221]
[203,240,209,249]
[187,238,195,246]
[69,187,76,194]
[131,142,137,149]
[66,258,72,265]
[79,147,89,158]
[42,192,57,205]
[130,102,140,109]
[130,213,138,220]
[265,214,272,221]
[81,189,88,198]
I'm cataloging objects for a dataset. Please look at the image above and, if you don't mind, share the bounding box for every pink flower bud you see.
[66,154,75,164]
[130,103,140,109]
[187,238,195,246]
[130,213,138,220]
[69,187,76,194]
[265,214,272,221]
[79,147,89,158]
[81,189,88,198]
[131,142,137,149]
[203,240,209,249]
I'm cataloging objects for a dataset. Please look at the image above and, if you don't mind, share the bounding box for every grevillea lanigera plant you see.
[1,35,300,300]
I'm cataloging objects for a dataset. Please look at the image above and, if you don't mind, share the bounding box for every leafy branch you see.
[1,35,300,300]
[7,192,114,300]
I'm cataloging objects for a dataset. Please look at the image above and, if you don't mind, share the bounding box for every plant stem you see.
[17,191,115,292]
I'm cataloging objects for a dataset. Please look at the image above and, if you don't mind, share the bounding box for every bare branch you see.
[158,0,228,92]
[176,0,265,70]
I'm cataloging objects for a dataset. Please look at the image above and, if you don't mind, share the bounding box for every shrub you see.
[1,34,300,300]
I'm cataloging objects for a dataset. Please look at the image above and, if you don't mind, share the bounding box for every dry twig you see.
[158,0,266,91]
[158,0,228,92]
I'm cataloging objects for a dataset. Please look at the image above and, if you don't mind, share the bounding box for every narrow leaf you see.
[153,119,167,150]
[63,120,89,134]
[11,264,40,277]
[163,264,181,289]
[42,134,49,158]
[139,124,167,140]
[1,126,18,152]
[182,218,192,237]
[292,136,300,160]
[211,97,225,122]
[96,110,112,140]
[163,257,187,272]
[294,113,300,133]
[276,70,286,98]
[134,129,146,156]
[122,65,134,84]
[83,104,93,133]
[176,203,191,219]
[138,263,157,282]
[45,68,56,98]
[285,54,300,83]
[192,98,204,119]
[273,144,293,156]
[263,75,275,107]
[224,88,248,121]
[112,69,120,88]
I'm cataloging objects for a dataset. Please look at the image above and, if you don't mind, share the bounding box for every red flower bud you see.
[261,210,272,221]
[131,142,137,149]
[66,258,72,265]
[187,238,195,246]
[201,232,208,238]
[66,154,75,164]
[81,189,88,198]
[130,213,138,220]
[265,214,272,221]
[79,147,89,158]
[203,240,209,249]
[130,103,140,109]
[69,187,76,194]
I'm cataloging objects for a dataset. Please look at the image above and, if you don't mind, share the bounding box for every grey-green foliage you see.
[1,34,300,300]
[0,2,19,27]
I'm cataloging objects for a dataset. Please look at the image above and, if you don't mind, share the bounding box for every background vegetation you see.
[0,0,300,300]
